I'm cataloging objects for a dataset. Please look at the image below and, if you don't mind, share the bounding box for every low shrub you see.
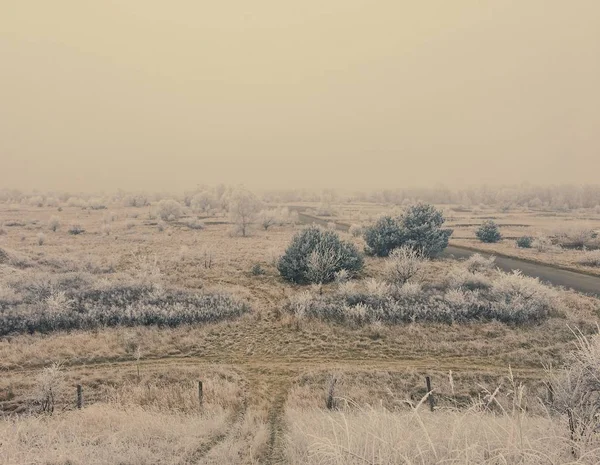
[157,199,183,222]
[578,250,600,267]
[0,283,249,336]
[48,216,61,232]
[184,218,205,230]
[287,265,557,326]
[68,224,85,235]
[464,253,496,273]
[383,246,425,285]
[516,236,533,248]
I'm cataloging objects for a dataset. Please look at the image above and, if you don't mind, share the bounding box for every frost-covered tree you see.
[258,209,279,230]
[476,220,502,243]
[228,188,262,236]
[363,204,452,257]
[157,199,183,222]
[191,191,217,214]
[363,216,405,257]
[278,226,363,284]
[400,203,453,257]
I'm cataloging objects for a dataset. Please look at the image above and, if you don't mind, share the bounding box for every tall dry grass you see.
[285,404,598,464]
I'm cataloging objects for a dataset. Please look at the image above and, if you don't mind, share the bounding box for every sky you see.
[1,1,599,192]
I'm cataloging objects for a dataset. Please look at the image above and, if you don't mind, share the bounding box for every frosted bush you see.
[447,267,492,291]
[531,236,555,252]
[383,246,424,285]
[578,250,600,267]
[0,284,249,335]
[48,216,61,232]
[157,199,182,222]
[464,253,496,273]
[337,281,359,299]
[333,269,350,284]
[365,279,392,298]
[286,268,557,326]
[184,218,204,230]
[68,223,85,235]
[488,271,556,323]
[289,291,315,319]
[395,282,422,298]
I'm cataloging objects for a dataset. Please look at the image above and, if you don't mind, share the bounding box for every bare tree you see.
[228,188,262,237]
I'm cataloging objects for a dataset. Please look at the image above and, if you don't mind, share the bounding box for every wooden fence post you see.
[326,377,337,410]
[77,384,83,409]
[425,376,434,412]
[198,381,203,408]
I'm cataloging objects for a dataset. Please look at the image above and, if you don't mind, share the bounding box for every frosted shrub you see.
[364,279,392,298]
[548,331,600,441]
[383,246,425,285]
[0,284,250,336]
[286,269,557,326]
[184,218,205,230]
[447,267,492,291]
[578,250,600,267]
[28,196,45,207]
[68,223,85,235]
[34,363,65,414]
[48,216,61,232]
[89,198,107,210]
[532,236,555,252]
[337,281,358,299]
[464,253,496,273]
[278,226,363,284]
[395,282,422,298]
[157,199,182,222]
[334,269,350,284]
[516,236,533,248]
[289,291,315,319]
[190,191,217,214]
[476,221,502,243]
[488,271,556,323]
[46,289,72,314]
[555,227,598,249]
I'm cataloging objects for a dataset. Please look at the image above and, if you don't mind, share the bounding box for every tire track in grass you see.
[264,377,292,465]
[179,371,250,465]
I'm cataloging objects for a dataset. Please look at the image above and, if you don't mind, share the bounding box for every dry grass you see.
[285,406,597,464]
[1,201,600,463]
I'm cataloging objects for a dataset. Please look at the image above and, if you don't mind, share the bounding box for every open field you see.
[1,199,600,463]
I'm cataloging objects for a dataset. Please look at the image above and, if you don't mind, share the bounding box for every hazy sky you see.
[1,1,599,192]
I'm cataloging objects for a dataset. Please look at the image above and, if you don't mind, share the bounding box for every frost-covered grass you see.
[287,255,558,325]
[578,250,600,267]
[0,278,249,336]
